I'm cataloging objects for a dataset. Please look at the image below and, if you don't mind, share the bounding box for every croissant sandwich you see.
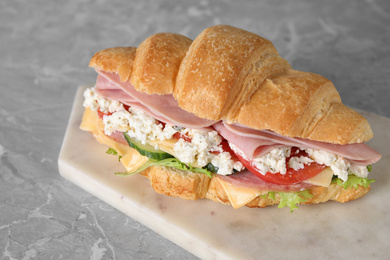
[80,25,381,211]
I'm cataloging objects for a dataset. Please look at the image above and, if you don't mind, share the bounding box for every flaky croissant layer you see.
[89,25,373,145]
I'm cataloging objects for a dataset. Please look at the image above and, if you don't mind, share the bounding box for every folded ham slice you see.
[214,122,382,166]
[96,71,216,128]
[93,70,381,169]
[106,131,128,145]
[97,87,179,125]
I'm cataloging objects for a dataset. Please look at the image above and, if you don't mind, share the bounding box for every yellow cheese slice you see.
[95,129,149,172]
[218,166,334,208]
[80,108,148,172]
[303,166,334,187]
[80,107,99,132]
[217,177,266,209]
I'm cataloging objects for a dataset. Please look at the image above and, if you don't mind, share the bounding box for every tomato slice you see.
[235,148,326,185]
[172,132,192,143]
[209,139,239,160]
[97,109,112,119]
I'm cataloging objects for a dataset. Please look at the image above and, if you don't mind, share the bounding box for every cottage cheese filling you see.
[83,87,124,113]
[83,87,243,175]
[229,143,369,182]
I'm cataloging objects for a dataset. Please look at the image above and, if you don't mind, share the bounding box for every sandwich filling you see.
[84,86,244,175]
[83,85,377,187]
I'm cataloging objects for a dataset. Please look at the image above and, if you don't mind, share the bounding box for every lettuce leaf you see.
[260,191,276,201]
[333,174,375,189]
[115,157,214,178]
[106,148,122,162]
[260,190,313,212]
[277,190,313,212]
[259,174,375,212]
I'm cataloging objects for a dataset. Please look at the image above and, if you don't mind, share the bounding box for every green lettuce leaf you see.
[277,190,313,213]
[259,174,375,212]
[268,192,276,201]
[260,190,312,212]
[106,148,122,162]
[333,174,375,189]
[115,157,214,178]
[260,191,276,201]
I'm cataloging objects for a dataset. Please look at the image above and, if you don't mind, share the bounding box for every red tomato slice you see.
[209,139,239,160]
[173,132,192,143]
[97,109,112,119]
[235,148,326,185]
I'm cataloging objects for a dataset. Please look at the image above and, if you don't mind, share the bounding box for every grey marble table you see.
[1,0,389,259]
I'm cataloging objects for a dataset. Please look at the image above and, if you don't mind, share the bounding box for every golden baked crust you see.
[139,166,212,200]
[89,47,136,82]
[131,33,192,95]
[174,25,291,121]
[140,164,370,208]
[307,102,374,144]
[89,25,373,144]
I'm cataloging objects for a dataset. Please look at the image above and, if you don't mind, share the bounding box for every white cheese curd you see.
[173,138,199,164]
[233,160,245,172]
[252,147,291,175]
[103,110,133,135]
[348,164,369,178]
[173,129,243,175]
[211,152,233,175]
[288,156,314,170]
[104,107,178,146]
[122,107,164,144]
[83,87,124,113]
[158,124,178,140]
[305,149,349,181]
[304,149,369,181]
[83,87,99,111]
[83,87,177,144]
[211,152,245,175]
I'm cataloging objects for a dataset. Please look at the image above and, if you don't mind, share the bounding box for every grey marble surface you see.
[1,0,389,259]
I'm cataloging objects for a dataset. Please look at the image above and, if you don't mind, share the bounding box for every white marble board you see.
[58,86,390,260]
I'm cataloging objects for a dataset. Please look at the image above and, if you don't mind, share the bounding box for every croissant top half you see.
[89,25,373,145]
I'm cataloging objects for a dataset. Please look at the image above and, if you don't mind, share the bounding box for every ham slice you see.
[213,122,286,159]
[96,87,180,125]
[96,71,216,128]
[92,71,380,172]
[107,131,128,145]
[214,122,382,166]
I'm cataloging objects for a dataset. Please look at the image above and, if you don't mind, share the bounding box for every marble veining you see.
[1,0,389,259]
